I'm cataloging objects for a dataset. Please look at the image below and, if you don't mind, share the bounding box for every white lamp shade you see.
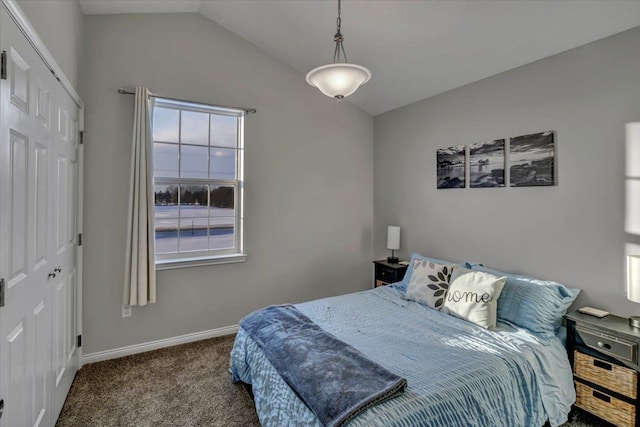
[306,63,371,99]
[387,226,400,251]
[628,255,640,303]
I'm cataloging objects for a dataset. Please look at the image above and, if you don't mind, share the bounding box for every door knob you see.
[54,266,62,273]
[48,272,56,279]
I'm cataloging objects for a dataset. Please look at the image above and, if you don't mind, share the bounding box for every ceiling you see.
[78,0,640,116]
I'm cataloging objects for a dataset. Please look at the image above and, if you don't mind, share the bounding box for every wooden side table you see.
[373,260,408,288]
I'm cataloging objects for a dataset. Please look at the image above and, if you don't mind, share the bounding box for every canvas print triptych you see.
[437,131,555,189]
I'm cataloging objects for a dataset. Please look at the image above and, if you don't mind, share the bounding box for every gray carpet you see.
[56,334,604,426]
[56,335,259,427]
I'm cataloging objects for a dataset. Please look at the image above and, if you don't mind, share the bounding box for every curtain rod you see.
[117,88,256,115]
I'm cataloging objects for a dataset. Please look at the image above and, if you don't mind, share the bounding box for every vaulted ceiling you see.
[79,0,640,115]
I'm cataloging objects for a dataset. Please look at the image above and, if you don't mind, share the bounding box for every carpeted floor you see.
[56,334,605,427]
[56,334,259,427]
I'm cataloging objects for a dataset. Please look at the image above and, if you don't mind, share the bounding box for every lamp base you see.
[630,316,640,328]
[387,257,399,264]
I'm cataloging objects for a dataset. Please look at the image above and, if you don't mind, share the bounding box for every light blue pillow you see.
[398,253,461,293]
[469,265,580,339]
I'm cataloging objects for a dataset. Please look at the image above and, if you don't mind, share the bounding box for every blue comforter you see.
[230,285,575,427]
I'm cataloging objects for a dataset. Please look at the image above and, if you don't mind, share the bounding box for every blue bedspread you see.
[230,285,575,427]
[240,304,407,427]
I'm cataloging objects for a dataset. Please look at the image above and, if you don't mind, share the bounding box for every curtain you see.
[123,87,156,306]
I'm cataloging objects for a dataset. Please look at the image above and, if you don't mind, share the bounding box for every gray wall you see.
[80,14,373,354]
[374,27,640,316]
[17,0,84,88]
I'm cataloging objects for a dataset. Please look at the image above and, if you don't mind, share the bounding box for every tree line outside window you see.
[154,185,234,209]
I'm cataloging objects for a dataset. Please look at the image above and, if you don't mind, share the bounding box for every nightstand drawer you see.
[575,381,636,427]
[576,325,637,364]
[574,351,638,398]
[377,266,396,281]
[373,261,407,288]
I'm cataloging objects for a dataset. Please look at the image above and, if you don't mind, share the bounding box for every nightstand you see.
[565,311,640,427]
[373,260,408,288]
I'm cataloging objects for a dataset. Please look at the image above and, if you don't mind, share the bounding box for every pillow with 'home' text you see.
[443,267,506,329]
[404,260,453,310]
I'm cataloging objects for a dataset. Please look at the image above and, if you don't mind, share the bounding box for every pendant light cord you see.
[333,0,349,63]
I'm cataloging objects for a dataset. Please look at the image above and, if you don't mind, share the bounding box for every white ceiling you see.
[79,0,640,116]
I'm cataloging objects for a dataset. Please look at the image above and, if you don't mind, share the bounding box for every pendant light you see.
[305,0,371,101]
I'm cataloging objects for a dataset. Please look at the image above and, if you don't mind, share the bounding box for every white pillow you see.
[404,260,453,310]
[443,267,506,329]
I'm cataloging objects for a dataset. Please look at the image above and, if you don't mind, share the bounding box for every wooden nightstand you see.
[373,260,408,288]
[565,311,640,427]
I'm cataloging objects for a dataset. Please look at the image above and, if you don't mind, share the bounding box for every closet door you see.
[50,84,79,421]
[0,6,80,427]
[0,7,56,427]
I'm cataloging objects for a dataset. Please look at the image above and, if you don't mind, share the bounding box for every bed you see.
[230,255,579,427]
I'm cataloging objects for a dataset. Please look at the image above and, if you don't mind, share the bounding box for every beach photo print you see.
[437,145,466,189]
[509,131,555,187]
[469,139,505,188]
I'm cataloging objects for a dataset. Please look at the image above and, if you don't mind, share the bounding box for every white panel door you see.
[50,84,79,421]
[0,6,79,427]
[0,8,55,427]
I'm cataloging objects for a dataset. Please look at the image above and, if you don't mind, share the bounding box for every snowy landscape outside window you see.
[152,97,245,267]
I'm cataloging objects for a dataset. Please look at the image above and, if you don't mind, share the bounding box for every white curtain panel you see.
[123,87,156,306]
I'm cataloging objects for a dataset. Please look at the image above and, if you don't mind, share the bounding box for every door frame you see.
[1,0,85,365]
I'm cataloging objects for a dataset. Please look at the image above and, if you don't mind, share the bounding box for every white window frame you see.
[152,97,246,270]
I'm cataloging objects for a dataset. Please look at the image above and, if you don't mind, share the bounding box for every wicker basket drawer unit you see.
[574,350,638,399]
[575,381,636,427]
[565,311,640,427]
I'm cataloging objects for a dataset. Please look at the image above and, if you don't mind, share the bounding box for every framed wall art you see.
[509,131,555,187]
[469,139,505,188]
[437,145,466,189]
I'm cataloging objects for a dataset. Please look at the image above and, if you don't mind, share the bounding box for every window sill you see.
[155,253,247,271]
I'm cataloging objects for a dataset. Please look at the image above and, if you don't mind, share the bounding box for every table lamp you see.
[627,255,640,328]
[387,226,400,264]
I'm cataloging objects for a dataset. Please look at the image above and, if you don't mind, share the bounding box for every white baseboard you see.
[81,324,239,365]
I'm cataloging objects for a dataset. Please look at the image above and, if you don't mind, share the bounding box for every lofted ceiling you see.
[78,0,640,116]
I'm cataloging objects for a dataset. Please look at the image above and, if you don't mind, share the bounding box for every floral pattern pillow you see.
[404,260,452,310]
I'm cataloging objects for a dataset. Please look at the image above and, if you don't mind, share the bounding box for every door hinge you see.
[77,233,82,246]
[77,335,82,347]
[1,51,7,80]
[79,130,86,145]
[0,278,5,307]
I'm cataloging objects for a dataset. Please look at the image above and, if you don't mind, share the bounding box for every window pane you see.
[180,184,209,216]
[155,226,178,254]
[179,183,208,252]
[154,184,179,207]
[154,143,179,177]
[180,145,208,178]
[209,186,234,250]
[179,217,208,252]
[210,148,236,179]
[210,114,237,148]
[154,184,179,254]
[210,217,234,250]
[153,107,179,143]
[209,185,234,210]
[181,110,209,146]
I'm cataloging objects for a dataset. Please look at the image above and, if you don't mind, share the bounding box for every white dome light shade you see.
[306,63,371,99]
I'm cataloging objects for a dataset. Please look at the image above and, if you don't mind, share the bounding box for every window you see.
[152,98,245,268]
